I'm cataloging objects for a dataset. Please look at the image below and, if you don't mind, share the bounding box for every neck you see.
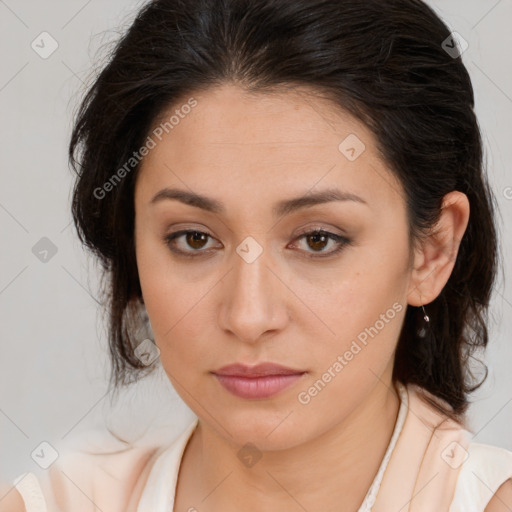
[178,377,400,512]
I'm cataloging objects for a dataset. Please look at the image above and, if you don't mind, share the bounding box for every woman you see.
[4,0,512,510]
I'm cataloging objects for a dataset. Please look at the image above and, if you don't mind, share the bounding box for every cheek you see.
[292,274,406,417]
[136,230,180,346]
[135,234,218,372]
[297,234,409,369]
[136,233,169,328]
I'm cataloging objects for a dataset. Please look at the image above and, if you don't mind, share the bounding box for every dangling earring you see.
[422,304,430,323]
[418,301,430,338]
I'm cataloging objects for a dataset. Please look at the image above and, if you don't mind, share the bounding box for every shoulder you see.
[485,478,512,512]
[0,482,26,512]
[449,442,512,511]
[405,385,512,511]
[402,384,512,511]
[50,441,164,510]
[6,427,179,512]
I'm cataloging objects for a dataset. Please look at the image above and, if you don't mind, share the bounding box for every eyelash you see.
[163,228,351,260]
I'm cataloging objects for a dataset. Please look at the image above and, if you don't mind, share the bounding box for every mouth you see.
[211,362,306,399]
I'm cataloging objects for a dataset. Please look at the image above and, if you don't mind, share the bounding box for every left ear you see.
[407,190,470,307]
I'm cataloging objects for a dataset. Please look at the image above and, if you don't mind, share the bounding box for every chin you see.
[211,408,314,452]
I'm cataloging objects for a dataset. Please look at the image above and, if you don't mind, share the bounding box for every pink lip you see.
[212,363,306,399]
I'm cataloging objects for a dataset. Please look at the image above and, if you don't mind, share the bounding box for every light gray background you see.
[1,0,511,484]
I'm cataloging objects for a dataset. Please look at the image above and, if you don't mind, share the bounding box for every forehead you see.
[135,84,404,212]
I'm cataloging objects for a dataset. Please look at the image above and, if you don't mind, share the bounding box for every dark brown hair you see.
[69,0,501,418]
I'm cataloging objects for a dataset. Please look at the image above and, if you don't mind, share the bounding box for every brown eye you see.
[292,229,351,259]
[305,232,330,252]
[185,231,209,250]
[164,230,219,257]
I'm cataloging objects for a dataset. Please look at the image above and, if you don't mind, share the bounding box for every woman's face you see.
[134,84,415,449]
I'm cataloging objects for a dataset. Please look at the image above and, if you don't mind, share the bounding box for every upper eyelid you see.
[167,227,343,241]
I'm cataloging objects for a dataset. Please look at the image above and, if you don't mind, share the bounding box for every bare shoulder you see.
[485,478,512,512]
[0,483,26,512]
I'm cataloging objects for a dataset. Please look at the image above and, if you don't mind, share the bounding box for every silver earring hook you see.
[418,295,430,338]
[421,304,430,323]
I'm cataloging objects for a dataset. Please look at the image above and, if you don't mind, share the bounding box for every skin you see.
[1,83,509,512]
[133,83,470,512]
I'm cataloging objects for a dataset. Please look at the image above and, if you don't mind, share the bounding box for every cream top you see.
[11,383,512,512]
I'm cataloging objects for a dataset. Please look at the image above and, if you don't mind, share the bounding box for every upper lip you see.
[212,362,305,378]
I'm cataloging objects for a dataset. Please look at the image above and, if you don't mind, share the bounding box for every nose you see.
[218,241,289,344]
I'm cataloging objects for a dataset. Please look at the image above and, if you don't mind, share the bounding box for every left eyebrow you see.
[273,188,368,217]
[149,187,368,217]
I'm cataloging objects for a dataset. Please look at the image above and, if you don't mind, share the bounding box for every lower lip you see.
[213,373,305,399]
